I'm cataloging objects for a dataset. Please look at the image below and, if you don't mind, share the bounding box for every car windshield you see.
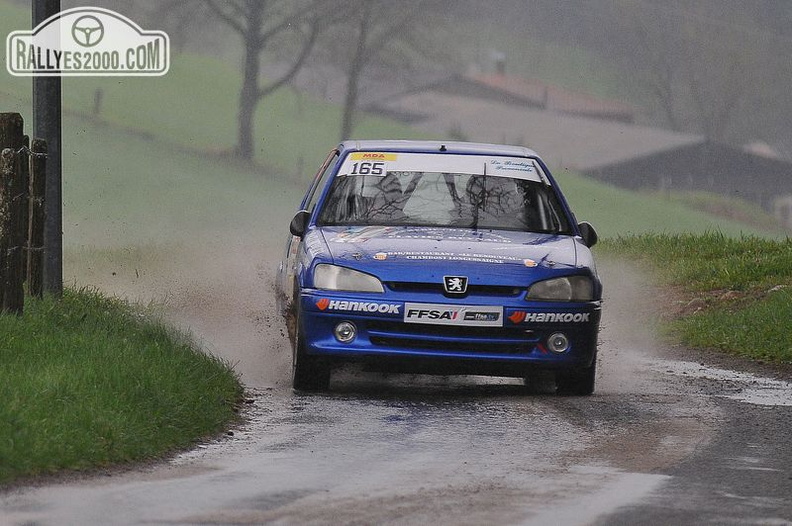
[317,171,571,233]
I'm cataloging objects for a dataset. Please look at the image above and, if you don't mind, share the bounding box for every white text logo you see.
[6,7,169,77]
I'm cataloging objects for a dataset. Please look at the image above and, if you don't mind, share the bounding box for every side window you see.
[304,150,340,213]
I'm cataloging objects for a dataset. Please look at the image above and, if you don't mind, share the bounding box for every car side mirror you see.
[577,221,598,248]
[289,210,311,238]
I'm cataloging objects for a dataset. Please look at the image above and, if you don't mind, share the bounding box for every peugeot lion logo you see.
[443,276,468,294]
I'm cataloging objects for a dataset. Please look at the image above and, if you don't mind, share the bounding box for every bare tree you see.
[203,0,332,160]
[329,0,431,141]
[610,0,769,142]
[684,24,762,142]
[613,3,686,131]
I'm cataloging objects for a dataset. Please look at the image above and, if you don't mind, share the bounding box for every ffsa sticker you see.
[404,302,503,327]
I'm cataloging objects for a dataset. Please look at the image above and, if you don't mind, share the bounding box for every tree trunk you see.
[340,63,362,142]
[340,4,372,142]
[237,6,263,161]
[28,139,47,298]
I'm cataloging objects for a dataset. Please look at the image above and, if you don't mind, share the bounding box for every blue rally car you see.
[278,140,602,394]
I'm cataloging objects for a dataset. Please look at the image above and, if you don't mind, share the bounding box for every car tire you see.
[556,359,596,396]
[522,370,556,394]
[292,302,330,392]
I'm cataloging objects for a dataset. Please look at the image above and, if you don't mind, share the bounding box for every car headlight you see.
[314,264,384,293]
[526,276,593,301]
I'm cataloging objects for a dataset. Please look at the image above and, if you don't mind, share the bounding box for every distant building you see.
[376,79,792,225]
[283,59,792,227]
[583,141,792,218]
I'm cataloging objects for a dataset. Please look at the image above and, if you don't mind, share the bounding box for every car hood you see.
[315,225,585,285]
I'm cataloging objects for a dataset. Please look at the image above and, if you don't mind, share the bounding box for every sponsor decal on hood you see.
[323,226,576,269]
[378,250,524,265]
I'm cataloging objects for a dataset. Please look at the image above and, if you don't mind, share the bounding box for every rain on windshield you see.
[318,171,572,233]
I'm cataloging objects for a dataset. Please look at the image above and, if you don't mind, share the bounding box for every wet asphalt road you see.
[1,259,791,525]
[597,396,792,525]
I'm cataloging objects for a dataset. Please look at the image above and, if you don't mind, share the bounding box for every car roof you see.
[338,140,540,159]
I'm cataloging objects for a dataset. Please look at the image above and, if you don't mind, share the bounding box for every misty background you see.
[40,0,792,154]
[4,0,792,248]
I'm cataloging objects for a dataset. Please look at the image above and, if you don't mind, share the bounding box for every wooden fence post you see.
[0,148,10,310]
[0,113,27,315]
[28,139,47,298]
[0,148,24,314]
[0,113,24,151]
[17,135,30,283]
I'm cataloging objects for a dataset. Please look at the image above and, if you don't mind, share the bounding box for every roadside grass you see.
[676,290,792,363]
[602,233,792,363]
[0,289,242,486]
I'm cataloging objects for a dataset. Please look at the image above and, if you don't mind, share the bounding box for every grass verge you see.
[602,233,792,363]
[0,289,242,486]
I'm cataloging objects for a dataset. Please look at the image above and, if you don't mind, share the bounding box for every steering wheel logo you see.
[71,15,104,47]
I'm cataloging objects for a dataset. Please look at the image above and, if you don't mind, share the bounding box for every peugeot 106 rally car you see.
[278,140,602,394]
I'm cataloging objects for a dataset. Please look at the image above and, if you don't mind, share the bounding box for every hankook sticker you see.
[316,298,401,315]
[508,311,590,324]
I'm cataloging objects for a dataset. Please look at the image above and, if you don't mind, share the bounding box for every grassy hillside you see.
[552,171,778,239]
[2,0,781,246]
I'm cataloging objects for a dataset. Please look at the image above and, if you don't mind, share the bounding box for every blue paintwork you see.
[282,141,602,378]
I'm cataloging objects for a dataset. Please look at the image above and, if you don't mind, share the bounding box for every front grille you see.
[366,320,537,355]
[385,282,522,297]
[368,336,533,354]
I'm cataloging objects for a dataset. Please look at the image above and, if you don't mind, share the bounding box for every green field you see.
[552,171,779,239]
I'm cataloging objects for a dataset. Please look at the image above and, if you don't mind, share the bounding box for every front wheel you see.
[292,304,330,392]
[556,359,596,396]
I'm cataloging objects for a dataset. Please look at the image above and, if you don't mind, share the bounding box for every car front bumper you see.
[298,290,600,376]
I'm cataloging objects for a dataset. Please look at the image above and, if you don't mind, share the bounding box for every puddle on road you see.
[656,361,792,407]
[523,466,670,526]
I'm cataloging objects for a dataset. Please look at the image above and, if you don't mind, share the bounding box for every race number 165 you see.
[349,161,385,175]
